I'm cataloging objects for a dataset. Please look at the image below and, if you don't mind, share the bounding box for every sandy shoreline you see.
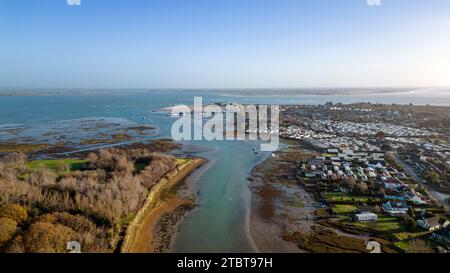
[122,157,206,253]
[248,141,317,253]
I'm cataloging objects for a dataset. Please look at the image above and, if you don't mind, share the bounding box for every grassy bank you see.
[27,159,88,172]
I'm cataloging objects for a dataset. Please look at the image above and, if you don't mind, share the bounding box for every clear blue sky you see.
[1,0,449,89]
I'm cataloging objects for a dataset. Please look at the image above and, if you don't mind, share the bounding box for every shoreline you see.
[168,156,216,252]
[121,157,206,253]
[247,140,316,253]
[246,153,273,254]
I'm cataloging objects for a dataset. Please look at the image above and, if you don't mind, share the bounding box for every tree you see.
[357,182,369,194]
[381,144,393,152]
[53,212,94,233]
[57,160,70,174]
[425,171,440,185]
[404,216,416,232]
[375,131,386,139]
[5,235,25,253]
[86,152,99,168]
[0,152,28,175]
[28,167,56,187]
[384,151,395,161]
[407,207,415,218]
[0,217,17,245]
[35,213,57,224]
[24,222,77,253]
[374,205,382,214]
[345,177,357,190]
[406,239,433,253]
[0,204,28,223]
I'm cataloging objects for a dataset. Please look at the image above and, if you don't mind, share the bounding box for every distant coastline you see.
[1,87,449,97]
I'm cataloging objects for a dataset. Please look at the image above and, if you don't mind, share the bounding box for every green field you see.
[321,153,338,158]
[351,216,404,233]
[288,198,305,208]
[392,231,430,241]
[332,204,357,214]
[27,159,88,173]
[393,241,409,251]
[325,192,381,203]
[134,162,147,174]
[176,158,192,164]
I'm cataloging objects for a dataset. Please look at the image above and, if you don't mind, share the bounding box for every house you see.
[383,189,405,201]
[372,153,385,162]
[342,149,354,156]
[417,217,450,231]
[382,201,409,217]
[304,172,317,178]
[431,227,450,245]
[368,162,383,169]
[407,194,427,206]
[354,212,378,222]
[384,181,403,190]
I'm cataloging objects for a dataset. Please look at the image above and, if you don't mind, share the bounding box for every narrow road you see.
[395,156,422,182]
[395,156,449,205]
[49,137,156,157]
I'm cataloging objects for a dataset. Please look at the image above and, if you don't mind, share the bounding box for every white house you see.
[408,195,427,206]
[354,212,378,222]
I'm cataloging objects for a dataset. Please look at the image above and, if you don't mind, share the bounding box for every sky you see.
[0,0,450,89]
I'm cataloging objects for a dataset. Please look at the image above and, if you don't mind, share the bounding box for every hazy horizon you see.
[1,86,450,91]
[2,86,450,99]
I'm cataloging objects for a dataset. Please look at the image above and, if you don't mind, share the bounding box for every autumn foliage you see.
[0,147,178,253]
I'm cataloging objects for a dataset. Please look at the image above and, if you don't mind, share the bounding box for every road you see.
[49,137,156,157]
[395,156,449,205]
